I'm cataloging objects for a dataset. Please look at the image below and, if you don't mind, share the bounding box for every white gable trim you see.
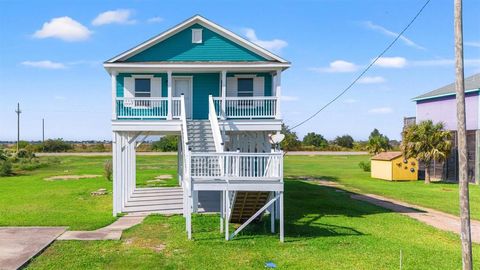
[106,15,289,64]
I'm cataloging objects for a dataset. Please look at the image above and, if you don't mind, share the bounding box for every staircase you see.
[187,120,215,152]
[230,191,271,223]
[123,187,184,214]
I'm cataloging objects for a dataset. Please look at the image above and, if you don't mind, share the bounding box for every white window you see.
[192,29,203,44]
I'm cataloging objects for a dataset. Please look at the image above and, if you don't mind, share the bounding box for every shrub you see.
[0,160,13,176]
[302,132,328,149]
[104,160,113,181]
[334,135,354,148]
[358,161,371,172]
[16,149,35,159]
[41,139,73,152]
[152,136,179,152]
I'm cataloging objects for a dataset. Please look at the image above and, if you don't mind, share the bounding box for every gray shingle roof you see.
[413,73,480,101]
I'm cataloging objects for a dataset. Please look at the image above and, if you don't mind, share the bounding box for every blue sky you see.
[0,0,479,141]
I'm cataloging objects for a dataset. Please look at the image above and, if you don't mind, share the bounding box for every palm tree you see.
[401,120,452,184]
[366,129,391,155]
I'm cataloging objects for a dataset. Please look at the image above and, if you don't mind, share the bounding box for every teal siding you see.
[226,73,273,96]
[125,24,268,62]
[116,73,168,97]
[188,73,220,119]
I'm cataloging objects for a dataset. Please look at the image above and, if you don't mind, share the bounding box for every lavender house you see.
[410,73,479,183]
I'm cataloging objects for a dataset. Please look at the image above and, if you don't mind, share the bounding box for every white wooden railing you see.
[208,95,224,153]
[115,97,181,119]
[213,97,278,119]
[190,152,283,181]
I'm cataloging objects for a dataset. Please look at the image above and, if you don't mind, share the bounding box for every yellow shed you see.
[371,152,418,181]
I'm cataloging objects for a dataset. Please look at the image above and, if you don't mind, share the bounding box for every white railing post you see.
[275,70,282,119]
[111,71,117,120]
[221,70,227,120]
[167,71,173,120]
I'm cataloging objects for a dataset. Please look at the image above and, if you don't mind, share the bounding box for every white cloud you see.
[358,76,386,84]
[243,28,287,53]
[363,21,425,50]
[374,57,407,68]
[147,16,163,23]
[412,58,480,67]
[54,95,66,100]
[310,60,359,73]
[281,95,299,101]
[33,17,91,42]
[368,107,393,114]
[92,9,136,26]
[465,41,480,48]
[343,98,357,104]
[21,60,66,69]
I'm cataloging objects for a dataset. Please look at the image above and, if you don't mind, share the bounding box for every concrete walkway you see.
[58,214,146,240]
[0,227,66,270]
[313,180,480,243]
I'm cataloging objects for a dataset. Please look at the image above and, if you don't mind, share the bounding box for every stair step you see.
[123,204,183,213]
[127,199,183,206]
[130,193,183,199]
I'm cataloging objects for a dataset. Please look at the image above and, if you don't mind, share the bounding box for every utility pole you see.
[454,0,472,269]
[15,103,21,153]
[42,118,45,143]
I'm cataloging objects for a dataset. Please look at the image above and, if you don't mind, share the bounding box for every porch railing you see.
[213,97,278,119]
[115,97,181,119]
[190,152,283,181]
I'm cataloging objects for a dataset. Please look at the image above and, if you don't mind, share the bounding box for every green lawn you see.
[284,155,480,220]
[28,180,480,269]
[0,155,177,230]
[1,154,479,269]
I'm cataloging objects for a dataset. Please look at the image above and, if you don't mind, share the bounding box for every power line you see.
[290,0,431,130]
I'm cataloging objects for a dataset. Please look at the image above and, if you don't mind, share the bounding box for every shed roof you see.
[371,152,403,161]
[412,73,480,101]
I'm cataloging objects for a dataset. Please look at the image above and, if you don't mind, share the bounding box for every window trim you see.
[192,29,203,44]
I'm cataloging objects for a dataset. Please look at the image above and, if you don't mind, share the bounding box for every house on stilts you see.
[103,15,290,241]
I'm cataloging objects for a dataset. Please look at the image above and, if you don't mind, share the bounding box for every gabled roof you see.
[106,15,289,64]
[413,73,480,101]
[371,152,403,161]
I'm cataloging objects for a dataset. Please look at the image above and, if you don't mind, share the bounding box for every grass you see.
[1,154,479,268]
[0,155,177,230]
[28,180,480,269]
[284,155,480,220]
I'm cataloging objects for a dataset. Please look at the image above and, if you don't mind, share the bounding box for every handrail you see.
[208,95,224,153]
[211,96,278,119]
[180,94,191,189]
[115,97,181,119]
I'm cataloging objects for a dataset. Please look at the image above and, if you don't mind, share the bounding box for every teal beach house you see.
[104,15,290,241]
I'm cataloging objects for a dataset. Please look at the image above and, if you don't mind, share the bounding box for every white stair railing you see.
[208,95,224,153]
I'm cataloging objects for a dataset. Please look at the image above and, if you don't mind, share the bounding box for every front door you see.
[173,77,193,119]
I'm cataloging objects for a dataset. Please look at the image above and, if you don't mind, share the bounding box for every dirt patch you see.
[44,174,101,181]
[123,237,166,253]
[155,175,172,179]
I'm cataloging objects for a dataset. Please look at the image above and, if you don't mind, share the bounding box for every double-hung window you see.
[135,78,151,106]
[237,78,254,97]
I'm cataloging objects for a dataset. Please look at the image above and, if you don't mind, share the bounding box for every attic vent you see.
[192,29,203,44]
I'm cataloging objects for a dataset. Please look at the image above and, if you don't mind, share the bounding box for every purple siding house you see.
[411,73,480,183]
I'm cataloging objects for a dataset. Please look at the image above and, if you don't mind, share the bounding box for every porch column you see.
[221,70,227,119]
[275,70,282,119]
[167,71,173,120]
[112,132,120,216]
[111,71,117,120]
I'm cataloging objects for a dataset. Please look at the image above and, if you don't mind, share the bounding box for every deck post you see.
[167,70,173,120]
[221,70,227,119]
[111,71,117,120]
[225,190,230,240]
[187,189,192,239]
[270,200,275,233]
[220,190,224,233]
[280,191,284,242]
[275,70,282,119]
[112,132,119,216]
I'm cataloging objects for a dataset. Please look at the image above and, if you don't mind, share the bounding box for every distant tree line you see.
[280,125,398,152]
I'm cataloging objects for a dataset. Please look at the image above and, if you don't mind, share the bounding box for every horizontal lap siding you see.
[125,24,267,62]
